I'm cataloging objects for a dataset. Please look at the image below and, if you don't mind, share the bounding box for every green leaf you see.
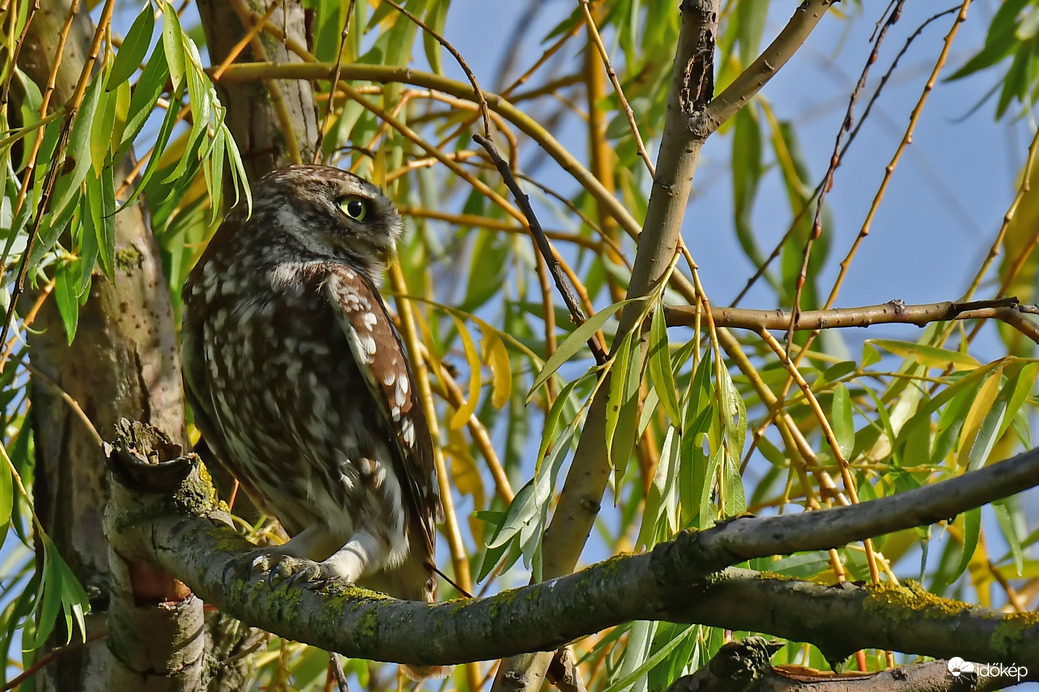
[949,507,981,585]
[0,453,11,546]
[731,88,765,272]
[997,361,1039,441]
[819,360,857,385]
[869,339,981,371]
[421,0,448,75]
[607,620,655,692]
[31,73,106,268]
[78,188,99,293]
[528,297,638,398]
[735,0,769,65]
[526,426,574,582]
[485,480,537,553]
[996,39,1036,118]
[53,260,80,343]
[95,164,116,279]
[163,54,211,184]
[958,368,1003,469]
[721,448,746,516]
[25,537,90,650]
[648,305,681,423]
[948,0,1029,81]
[605,330,634,464]
[992,498,1024,576]
[119,44,169,157]
[204,121,226,224]
[109,3,155,86]
[604,622,697,692]
[161,1,186,90]
[637,426,680,548]
[474,511,514,582]
[610,333,644,490]
[535,376,584,469]
[831,383,855,459]
[89,88,117,175]
[119,81,185,210]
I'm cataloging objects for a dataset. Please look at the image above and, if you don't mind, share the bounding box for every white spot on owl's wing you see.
[401,417,416,448]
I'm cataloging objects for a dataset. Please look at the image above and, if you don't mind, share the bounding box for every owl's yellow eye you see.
[339,197,369,221]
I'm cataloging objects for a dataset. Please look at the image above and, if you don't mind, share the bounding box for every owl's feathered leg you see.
[251,525,385,584]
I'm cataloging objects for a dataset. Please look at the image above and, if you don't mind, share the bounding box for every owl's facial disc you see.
[327,186,402,268]
[256,165,403,274]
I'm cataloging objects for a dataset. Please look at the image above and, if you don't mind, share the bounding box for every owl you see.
[180,164,441,607]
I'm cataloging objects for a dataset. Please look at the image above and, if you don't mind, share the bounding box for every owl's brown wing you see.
[322,265,442,577]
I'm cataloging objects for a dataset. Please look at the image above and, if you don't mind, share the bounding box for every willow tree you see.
[2,1,1038,691]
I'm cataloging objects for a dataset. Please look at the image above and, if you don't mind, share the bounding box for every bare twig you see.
[313,0,355,163]
[825,1,971,313]
[732,6,960,308]
[578,0,655,177]
[788,0,906,350]
[666,297,1039,343]
[381,0,491,138]
[329,654,350,692]
[473,133,608,365]
[1,630,107,692]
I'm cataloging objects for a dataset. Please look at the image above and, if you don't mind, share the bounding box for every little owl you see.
[180,164,441,609]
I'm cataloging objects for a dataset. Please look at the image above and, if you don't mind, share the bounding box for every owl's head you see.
[249,164,404,278]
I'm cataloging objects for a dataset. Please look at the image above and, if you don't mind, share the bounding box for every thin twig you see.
[732,8,958,308]
[0,0,85,365]
[755,328,882,587]
[24,363,104,448]
[824,1,971,313]
[329,654,350,692]
[381,0,491,138]
[211,0,282,80]
[1,630,107,692]
[788,0,906,351]
[473,134,607,364]
[313,0,355,163]
[578,0,655,177]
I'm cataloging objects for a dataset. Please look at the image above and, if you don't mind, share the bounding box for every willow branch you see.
[667,642,1016,692]
[107,423,1039,672]
[665,297,1039,343]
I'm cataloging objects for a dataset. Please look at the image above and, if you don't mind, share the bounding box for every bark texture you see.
[197,0,319,181]
[19,3,187,690]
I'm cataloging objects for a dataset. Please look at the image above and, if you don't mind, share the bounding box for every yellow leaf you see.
[956,367,1003,468]
[447,426,485,509]
[481,326,512,409]
[448,315,481,430]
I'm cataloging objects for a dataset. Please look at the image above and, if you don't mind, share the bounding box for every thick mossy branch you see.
[667,639,1016,692]
[106,425,1039,672]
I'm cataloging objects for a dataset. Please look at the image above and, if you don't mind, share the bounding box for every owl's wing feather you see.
[322,266,441,564]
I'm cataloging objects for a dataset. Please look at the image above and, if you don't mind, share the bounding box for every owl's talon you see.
[247,551,328,589]
[250,553,273,574]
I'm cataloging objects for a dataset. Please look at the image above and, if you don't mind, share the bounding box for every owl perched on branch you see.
[180,164,442,607]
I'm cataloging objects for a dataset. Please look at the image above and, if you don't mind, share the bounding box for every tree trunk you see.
[197,0,319,181]
[19,2,186,689]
